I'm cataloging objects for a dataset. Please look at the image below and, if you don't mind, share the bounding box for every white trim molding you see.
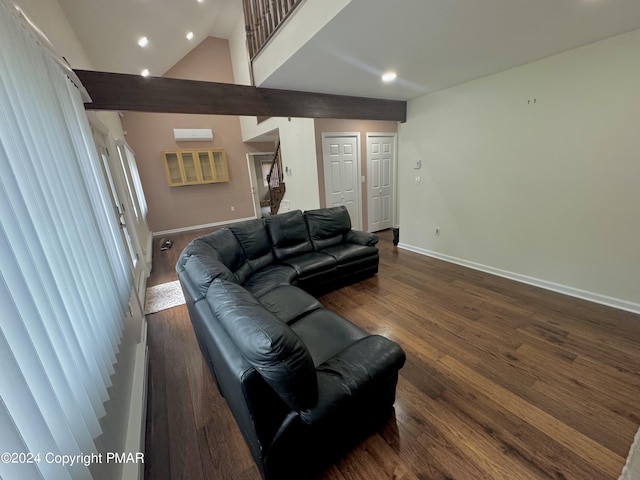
[397,243,640,315]
[121,321,148,480]
[153,216,258,237]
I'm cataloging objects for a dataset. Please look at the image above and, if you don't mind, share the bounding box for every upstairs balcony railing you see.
[243,0,303,60]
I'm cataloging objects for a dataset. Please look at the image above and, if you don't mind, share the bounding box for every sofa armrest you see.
[299,335,405,425]
[197,297,290,463]
[346,229,379,246]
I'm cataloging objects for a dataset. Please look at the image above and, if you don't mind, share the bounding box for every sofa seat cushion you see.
[242,264,297,298]
[281,252,336,279]
[258,285,322,325]
[207,279,318,411]
[319,243,378,264]
[290,309,368,367]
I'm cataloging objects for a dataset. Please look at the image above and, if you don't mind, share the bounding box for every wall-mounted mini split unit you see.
[173,128,213,141]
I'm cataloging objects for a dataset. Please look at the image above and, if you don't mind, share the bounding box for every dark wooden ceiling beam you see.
[74,70,407,122]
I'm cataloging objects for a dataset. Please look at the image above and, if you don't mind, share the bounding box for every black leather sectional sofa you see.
[176,206,406,479]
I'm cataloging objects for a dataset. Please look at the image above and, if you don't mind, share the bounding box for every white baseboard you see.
[397,242,640,315]
[143,233,153,268]
[121,321,148,480]
[153,216,258,237]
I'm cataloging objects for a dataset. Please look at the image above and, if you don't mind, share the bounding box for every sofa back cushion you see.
[304,206,352,251]
[196,229,249,280]
[265,210,314,260]
[230,219,275,276]
[183,254,237,296]
[176,237,213,272]
[207,279,318,411]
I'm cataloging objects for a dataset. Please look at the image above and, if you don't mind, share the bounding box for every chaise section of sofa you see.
[176,206,405,479]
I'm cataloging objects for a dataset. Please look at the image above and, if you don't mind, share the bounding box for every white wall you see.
[14,0,91,68]
[229,17,321,212]
[399,29,640,312]
[240,117,321,213]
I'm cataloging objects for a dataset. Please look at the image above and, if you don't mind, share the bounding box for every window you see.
[0,2,132,477]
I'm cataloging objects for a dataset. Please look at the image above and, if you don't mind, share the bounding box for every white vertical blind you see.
[0,1,132,478]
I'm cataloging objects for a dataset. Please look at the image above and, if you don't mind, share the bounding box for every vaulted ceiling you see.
[58,0,640,101]
[57,0,243,77]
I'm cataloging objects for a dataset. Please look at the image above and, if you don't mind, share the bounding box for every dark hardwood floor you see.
[144,229,640,480]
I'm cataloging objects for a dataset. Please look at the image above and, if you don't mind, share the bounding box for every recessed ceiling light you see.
[197,0,204,3]
[138,36,148,47]
[381,71,397,82]
[141,69,150,77]
[186,31,194,40]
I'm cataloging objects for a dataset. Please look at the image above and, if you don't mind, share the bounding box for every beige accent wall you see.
[398,29,640,311]
[314,118,398,230]
[122,37,260,233]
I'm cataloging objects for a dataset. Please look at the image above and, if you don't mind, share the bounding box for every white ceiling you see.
[57,0,243,77]
[58,0,640,101]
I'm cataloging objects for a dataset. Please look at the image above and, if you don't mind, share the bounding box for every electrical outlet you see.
[415,176,421,184]
[435,226,441,236]
[230,206,235,212]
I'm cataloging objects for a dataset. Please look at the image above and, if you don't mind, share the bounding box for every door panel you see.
[329,159,342,198]
[367,134,396,232]
[322,134,361,228]
[93,130,151,303]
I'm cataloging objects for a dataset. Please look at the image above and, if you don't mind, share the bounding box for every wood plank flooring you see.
[144,229,640,479]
